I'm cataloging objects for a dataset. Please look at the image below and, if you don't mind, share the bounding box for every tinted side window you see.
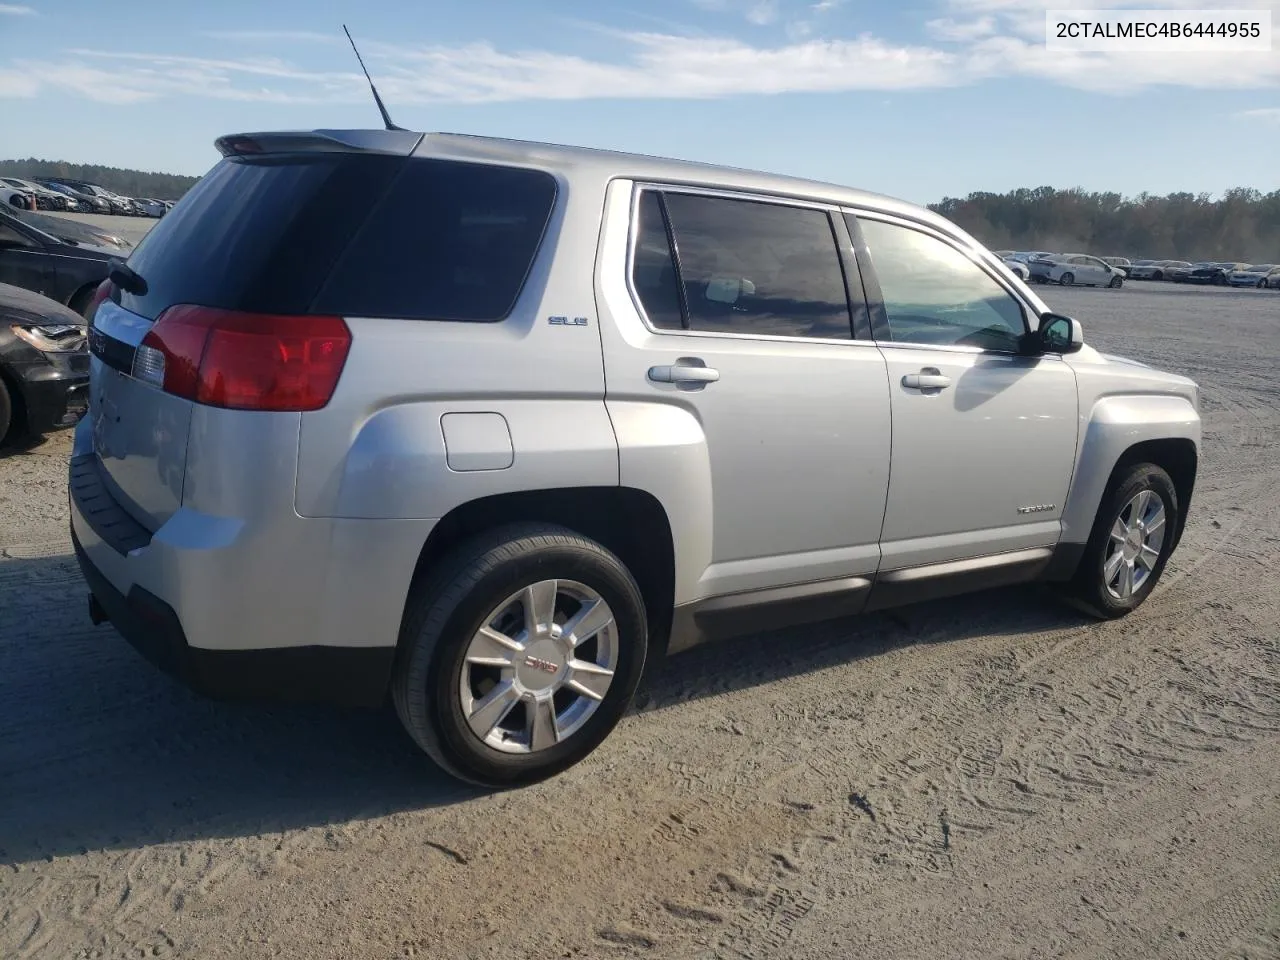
[662,193,851,339]
[855,217,1026,352]
[630,191,684,331]
[0,223,35,247]
[315,159,557,322]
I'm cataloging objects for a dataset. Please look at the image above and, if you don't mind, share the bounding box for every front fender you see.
[1060,393,1200,544]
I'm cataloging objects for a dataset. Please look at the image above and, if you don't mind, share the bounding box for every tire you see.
[1152,271,1163,281]
[393,523,648,788]
[67,283,97,319]
[0,377,12,446]
[1109,276,1123,289]
[1059,272,1074,286]
[1066,463,1179,619]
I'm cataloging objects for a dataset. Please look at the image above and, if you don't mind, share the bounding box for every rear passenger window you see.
[315,160,557,322]
[635,191,852,339]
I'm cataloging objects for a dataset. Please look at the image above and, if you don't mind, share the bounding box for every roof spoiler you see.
[214,128,424,158]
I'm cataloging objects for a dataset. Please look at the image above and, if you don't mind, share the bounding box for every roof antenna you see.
[343,24,405,131]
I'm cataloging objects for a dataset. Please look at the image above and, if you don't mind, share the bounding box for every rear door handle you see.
[648,357,720,390]
[901,368,952,391]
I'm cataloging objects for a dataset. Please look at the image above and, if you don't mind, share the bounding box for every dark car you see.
[0,280,90,444]
[37,180,109,214]
[1183,262,1243,285]
[0,206,116,316]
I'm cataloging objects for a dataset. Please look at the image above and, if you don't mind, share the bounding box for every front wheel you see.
[1109,276,1123,288]
[393,523,648,788]
[1059,272,1075,286]
[1066,463,1179,619]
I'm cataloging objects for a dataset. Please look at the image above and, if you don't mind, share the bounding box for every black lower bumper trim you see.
[72,529,393,708]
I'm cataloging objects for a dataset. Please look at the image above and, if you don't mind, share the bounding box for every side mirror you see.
[1037,312,1084,354]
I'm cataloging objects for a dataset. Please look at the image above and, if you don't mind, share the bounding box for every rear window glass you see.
[118,155,556,323]
[119,154,404,320]
[312,159,557,321]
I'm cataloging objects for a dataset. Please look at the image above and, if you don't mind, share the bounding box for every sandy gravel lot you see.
[1,283,1277,960]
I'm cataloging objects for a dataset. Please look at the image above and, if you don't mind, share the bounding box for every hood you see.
[0,280,86,327]
[1097,351,1152,369]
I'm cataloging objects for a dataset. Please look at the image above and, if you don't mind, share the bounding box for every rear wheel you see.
[1059,272,1075,286]
[1066,463,1178,619]
[393,523,648,788]
[1152,271,1164,281]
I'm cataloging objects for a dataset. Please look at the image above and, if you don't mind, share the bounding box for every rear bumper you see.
[68,415,434,707]
[72,529,394,706]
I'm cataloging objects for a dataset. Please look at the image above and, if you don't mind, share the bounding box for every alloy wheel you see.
[459,579,618,754]
[1102,489,1167,601]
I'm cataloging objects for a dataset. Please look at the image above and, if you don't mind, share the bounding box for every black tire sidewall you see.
[1075,463,1178,617]
[0,377,12,446]
[405,533,647,787]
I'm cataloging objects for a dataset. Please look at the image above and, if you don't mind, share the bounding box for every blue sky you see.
[1,0,1278,204]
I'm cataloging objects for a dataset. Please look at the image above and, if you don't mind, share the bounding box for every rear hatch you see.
[87,130,420,530]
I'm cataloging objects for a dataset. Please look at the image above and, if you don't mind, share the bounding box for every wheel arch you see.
[402,486,677,660]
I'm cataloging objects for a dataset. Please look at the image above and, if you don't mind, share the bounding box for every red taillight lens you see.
[138,306,350,412]
[86,278,113,323]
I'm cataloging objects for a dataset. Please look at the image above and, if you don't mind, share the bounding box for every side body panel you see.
[595,180,892,607]
[294,161,620,520]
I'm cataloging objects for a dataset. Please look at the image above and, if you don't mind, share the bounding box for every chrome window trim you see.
[623,181,878,348]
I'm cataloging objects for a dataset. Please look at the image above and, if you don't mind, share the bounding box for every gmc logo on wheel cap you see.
[523,655,559,674]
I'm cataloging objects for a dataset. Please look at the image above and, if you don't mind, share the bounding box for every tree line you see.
[929,187,1280,263]
[0,158,200,202]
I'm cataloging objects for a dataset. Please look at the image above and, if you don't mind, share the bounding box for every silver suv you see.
[72,128,1200,787]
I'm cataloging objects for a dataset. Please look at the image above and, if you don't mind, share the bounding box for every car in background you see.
[1,178,71,211]
[1183,262,1245,285]
[1001,257,1030,280]
[0,207,116,316]
[1038,254,1125,288]
[1,184,35,210]
[1125,259,1160,279]
[8,206,133,253]
[1102,257,1131,272]
[1227,264,1275,287]
[0,280,90,445]
[1166,262,1207,283]
[43,179,131,216]
[135,198,168,218]
[36,181,108,214]
[1262,266,1280,289]
[1151,260,1192,281]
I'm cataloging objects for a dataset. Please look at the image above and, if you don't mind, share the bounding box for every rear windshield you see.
[119,154,557,323]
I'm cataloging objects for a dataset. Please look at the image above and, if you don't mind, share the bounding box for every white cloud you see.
[0,3,35,13]
[747,0,779,25]
[1237,106,1280,122]
[3,4,1279,108]
[926,16,997,41]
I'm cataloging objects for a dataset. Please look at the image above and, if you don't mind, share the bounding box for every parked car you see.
[0,280,89,444]
[1,178,70,211]
[1183,262,1243,285]
[0,207,116,316]
[1166,262,1206,283]
[1262,266,1280,289]
[44,179,130,216]
[1153,260,1192,281]
[37,181,108,214]
[72,126,1200,787]
[8,206,133,253]
[1101,257,1131,272]
[1227,264,1275,287]
[1,184,35,210]
[1001,257,1030,280]
[136,198,168,218]
[1038,254,1125,288]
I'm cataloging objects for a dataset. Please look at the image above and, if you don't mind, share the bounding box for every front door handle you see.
[648,357,720,390]
[901,368,952,391]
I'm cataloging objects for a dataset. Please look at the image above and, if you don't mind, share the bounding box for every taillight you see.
[134,306,351,412]
[86,278,113,324]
